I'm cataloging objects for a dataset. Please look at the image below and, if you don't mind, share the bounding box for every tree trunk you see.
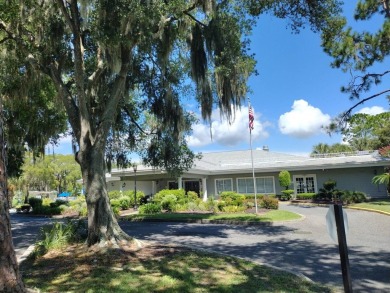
[77,147,132,247]
[0,108,26,292]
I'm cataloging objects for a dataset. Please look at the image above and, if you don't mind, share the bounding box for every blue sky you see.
[53,1,389,157]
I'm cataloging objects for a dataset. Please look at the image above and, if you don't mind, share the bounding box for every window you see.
[215,179,233,194]
[237,177,275,194]
[293,175,317,194]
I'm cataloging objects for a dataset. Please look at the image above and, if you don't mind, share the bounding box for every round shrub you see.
[154,189,185,203]
[138,203,162,214]
[29,197,43,210]
[220,191,246,206]
[186,191,199,202]
[261,196,279,210]
[161,194,177,212]
[118,196,131,210]
[110,199,121,211]
[108,190,122,199]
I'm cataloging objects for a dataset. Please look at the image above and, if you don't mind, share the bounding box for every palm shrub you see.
[372,171,390,195]
[341,191,367,204]
[32,220,86,258]
[316,179,342,201]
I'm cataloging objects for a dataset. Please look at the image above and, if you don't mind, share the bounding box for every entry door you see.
[293,175,317,194]
[184,181,200,196]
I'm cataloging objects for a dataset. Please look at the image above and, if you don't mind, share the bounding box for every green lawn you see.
[21,243,334,293]
[124,210,301,223]
[349,198,390,214]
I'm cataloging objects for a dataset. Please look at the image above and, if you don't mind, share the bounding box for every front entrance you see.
[184,181,200,196]
[293,175,317,194]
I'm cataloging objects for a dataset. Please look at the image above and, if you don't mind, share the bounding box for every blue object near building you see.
[58,192,71,197]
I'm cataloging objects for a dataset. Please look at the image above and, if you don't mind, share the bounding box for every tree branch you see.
[184,12,207,27]
[122,107,156,136]
[342,89,390,119]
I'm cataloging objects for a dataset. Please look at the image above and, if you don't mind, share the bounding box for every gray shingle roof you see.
[191,149,389,174]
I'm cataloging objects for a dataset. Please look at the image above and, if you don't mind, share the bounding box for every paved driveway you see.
[11,204,390,292]
[120,204,390,293]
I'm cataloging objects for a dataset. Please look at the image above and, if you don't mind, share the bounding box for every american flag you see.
[248,105,254,131]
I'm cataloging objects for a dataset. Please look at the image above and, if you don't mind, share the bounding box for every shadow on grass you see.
[19,244,332,293]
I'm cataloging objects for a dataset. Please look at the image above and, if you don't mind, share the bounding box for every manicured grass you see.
[124,210,301,223]
[20,243,334,293]
[349,198,390,214]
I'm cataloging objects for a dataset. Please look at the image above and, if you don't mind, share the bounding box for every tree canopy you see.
[321,0,390,120]
[0,0,345,247]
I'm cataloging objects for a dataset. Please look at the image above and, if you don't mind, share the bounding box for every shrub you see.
[29,197,43,211]
[278,170,291,189]
[187,201,201,212]
[123,190,146,206]
[296,193,316,200]
[50,199,68,208]
[205,197,219,213]
[161,194,177,212]
[32,220,86,258]
[220,191,246,206]
[110,199,121,210]
[118,196,131,210]
[108,190,122,199]
[261,196,279,209]
[280,189,294,200]
[222,205,246,213]
[175,203,189,212]
[139,203,162,214]
[154,189,185,203]
[187,191,199,202]
[341,191,367,204]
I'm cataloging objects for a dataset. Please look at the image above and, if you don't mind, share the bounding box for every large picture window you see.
[237,177,275,194]
[215,178,233,194]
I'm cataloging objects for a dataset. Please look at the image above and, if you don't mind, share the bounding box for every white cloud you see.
[278,99,331,138]
[187,106,269,148]
[357,106,386,115]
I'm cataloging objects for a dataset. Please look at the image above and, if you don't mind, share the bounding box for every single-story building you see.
[107,147,390,200]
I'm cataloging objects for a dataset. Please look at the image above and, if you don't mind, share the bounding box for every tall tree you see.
[0,1,342,248]
[321,0,390,121]
[0,104,25,292]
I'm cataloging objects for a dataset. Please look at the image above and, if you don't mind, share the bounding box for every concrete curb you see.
[345,206,390,216]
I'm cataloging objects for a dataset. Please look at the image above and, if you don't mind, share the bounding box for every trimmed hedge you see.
[296,193,316,200]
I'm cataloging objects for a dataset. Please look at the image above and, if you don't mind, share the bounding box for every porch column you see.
[152,181,157,195]
[178,177,183,190]
[202,177,208,202]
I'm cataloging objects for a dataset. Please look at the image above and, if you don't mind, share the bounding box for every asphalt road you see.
[11,204,390,292]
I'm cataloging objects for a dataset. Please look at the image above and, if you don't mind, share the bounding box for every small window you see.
[215,178,233,194]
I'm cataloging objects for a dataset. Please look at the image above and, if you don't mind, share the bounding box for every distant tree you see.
[311,143,331,155]
[278,170,291,190]
[321,1,390,122]
[338,112,390,150]
[311,143,352,155]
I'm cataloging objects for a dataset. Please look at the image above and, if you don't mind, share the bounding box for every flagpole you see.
[248,101,258,214]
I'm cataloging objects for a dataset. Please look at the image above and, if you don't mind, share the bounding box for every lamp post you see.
[133,164,137,210]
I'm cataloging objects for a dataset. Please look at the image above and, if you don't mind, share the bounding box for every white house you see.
[107,148,390,199]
